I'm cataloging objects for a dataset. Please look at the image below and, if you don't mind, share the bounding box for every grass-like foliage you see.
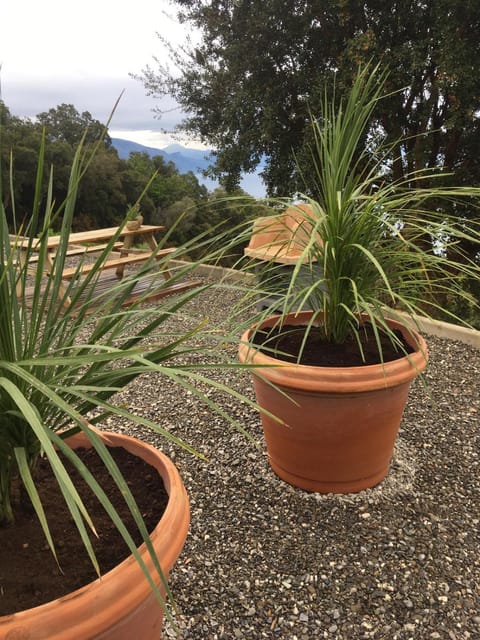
[0,125,255,609]
[249,65,480,353]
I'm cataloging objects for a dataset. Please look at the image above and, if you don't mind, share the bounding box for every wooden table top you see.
[12,225,165,250]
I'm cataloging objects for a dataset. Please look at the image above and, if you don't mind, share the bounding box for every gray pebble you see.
[108,283,480,639]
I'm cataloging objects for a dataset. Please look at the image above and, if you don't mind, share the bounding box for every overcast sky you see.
[1,0,195,148]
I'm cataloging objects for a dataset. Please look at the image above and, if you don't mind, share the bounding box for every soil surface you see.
[251,323,414,366]
[0,445,168,615]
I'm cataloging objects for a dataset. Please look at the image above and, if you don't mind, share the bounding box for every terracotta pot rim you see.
[238,310,428,393]
[1,429,190,639]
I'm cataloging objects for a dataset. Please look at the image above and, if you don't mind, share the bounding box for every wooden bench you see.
[10,225,189,308]
[63,242,124,257]
[60,247,176,280]
[10,241,125,266]
[244,204,321,265]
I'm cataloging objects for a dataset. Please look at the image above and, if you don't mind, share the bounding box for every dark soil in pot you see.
[0,445,168,615]
[251,323,414,366]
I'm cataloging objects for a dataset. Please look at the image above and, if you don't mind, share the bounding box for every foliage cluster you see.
[145,0,480,203]
[141,0,480,320]
[0,101,259,264]
[245,66,480,347]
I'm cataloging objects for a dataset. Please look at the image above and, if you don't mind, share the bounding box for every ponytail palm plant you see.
[249,65,480,356]
[0,128,252,608]
[238,65,480,493]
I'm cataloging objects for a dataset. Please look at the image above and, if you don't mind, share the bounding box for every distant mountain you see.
[111,138,266,198]
[111,138,214,174]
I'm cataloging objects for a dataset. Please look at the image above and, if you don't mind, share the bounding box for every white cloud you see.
[1,0,185,78]
[0,0,189,131]
[109,128,211,150]
[2,74,186,130]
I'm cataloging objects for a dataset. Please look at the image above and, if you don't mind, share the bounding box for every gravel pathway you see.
[106,281,480,640]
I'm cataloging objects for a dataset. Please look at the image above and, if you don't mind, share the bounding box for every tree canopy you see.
[141,0,480,198]
[0,103,209,231]
[0,101,260,263]
[36,104,112,147]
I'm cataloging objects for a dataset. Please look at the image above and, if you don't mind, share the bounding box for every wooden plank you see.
[60,248,176,280]
[10,243,123,270]
[72,272,203,308]
[64,242,124,256]
[244,245,311,265]
[49,225,165,247]
[119,279,204,306]
[21,273,203,310]
[11,225,165,250]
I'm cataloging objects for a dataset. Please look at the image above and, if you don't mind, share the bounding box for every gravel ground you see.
[104,280,480,640]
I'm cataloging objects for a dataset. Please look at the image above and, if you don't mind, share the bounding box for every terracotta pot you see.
[126,215,144,230]
[0,430,190,640]
[238,311,428,493]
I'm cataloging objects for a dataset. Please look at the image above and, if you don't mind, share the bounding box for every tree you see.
[0,106,45,224]
[123,151,208,225]
[36,104,111,147]
[75,148,128,229]
[158,195,198,245]
[191,186,264,265]
[141,0,480,200]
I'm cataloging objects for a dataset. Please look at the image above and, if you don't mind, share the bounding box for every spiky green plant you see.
[0,125,255,611]
[247,65,480,355]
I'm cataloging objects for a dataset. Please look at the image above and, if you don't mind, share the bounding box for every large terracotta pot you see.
[0,430,190,640]
[238,311,428,493]
[126,214,144,230]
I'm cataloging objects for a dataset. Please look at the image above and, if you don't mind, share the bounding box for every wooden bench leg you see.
[116,235,134,277]
[144,233,174,281]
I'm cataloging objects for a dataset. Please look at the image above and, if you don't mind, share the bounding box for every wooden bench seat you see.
[10,242,125,264]
[244,205,321,265]
[244,243,305,265]
[64,242,124,257]
[60,247,176,280]
[11,244,126,276]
